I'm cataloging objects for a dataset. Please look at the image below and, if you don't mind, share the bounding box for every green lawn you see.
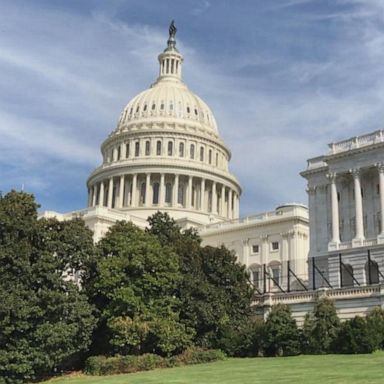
[44,351,384,384]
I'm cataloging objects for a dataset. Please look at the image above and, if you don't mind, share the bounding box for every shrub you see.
[264,304,300,356]
[332,316,375,354]
[366,307,384,350]
[302,297,340,354]
[84,348,225,376]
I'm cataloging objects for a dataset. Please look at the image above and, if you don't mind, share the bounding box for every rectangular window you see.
[135,142,140,157]
[145,141,150,156]
[252,245,259,254]
[272,268,280,286]
[126,143,130,158]
[271,241,279,251]
[252,271,260,287]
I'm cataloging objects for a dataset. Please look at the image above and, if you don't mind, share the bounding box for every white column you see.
[113,147,118,161]
[121,143,127,159]
[107,177,114,208]
[131,174,137,207]
[173,174,179,207]
[212,181,217,214]
[220,185,225,216]
[99,181,105,207]
[233,192,239,218]
[378,164,384,239]
[327,172,340,247]
[145,173,151,207]
[200,178,205,211]
[92,185,97,207]
[159,173,165,207]
[87,188,92,207]
[351,168,364,242]
[119,175,125,208]
[187,176,193,209]
[228,189,233,219]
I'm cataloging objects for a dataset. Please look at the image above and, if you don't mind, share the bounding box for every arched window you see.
[179,142,184,157]
[135,141,140,157]
[200,147,204,162]
[168,141,173,156]
[152,182,159,204]
[341,263,354,287]
[208,149,212,164]
[269,263,281,288]
[140,182,146,205]
[365,260,379,284]
[249,265,261,288]
[145,140,150,156]
[178,184,185,205]
[156,140,162,156]
[165,183,172,204]
[190,144,195,159]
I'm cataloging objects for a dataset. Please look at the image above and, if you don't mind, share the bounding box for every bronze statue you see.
[169,20,177,39]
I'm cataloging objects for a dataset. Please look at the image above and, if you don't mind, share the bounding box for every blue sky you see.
[1,0,384,216]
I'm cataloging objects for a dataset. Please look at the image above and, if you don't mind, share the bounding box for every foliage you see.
[87,221,193,356]
[302,297,340,354]
[366,307,384,350]
[332,316,375,354]
[147,212,254,348]
[263,304,300,356]
[84,348,226,376]
[0,191,96,384]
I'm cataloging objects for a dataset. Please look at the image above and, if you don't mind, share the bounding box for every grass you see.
[43,351,384,384]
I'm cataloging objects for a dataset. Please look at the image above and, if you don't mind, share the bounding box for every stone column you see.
[119,175,125,208]
[351,168,364,243]
[377,164,384,242]
[187,176,193,209]
[145,173,151,207]
[173,174,179,207]
[228,189,233,219]
[131,174,137,207]
[159,173,165,207]
[121,142,127,159]
[107,177,114,208]
[327,172,339,249]
[212,181,217,214]
[220,185,225,216]
[200,178,205,211]
[233,193,239,219]
[99,181,105,207]
[92,185,97,207]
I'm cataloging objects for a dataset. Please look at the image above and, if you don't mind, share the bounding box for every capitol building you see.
[43,23,384,323]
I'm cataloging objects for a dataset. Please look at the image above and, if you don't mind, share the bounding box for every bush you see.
[366,307,384,350]
[332,316,375,354]
[84,348,226,376]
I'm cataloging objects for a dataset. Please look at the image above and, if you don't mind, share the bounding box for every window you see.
[135,142,140,157]
[152,103,156,110]
[156,140,162,156]
[136,105,139,113]
[272,268,280,286]
[126,143,130,158]
[366,260,379,284]
[145,140,150,156]
[200,147,204,162]
[216,153,218,166]
[143,104,147,111]
[179,142,184,157]
[252,271,260,287]
[208,149,212,164]
[187,106,190,114]
[178,184,185,205]
[152,182,159,204]
[337,192,340,201]
[165,183,172,204]
[168,141,173,156]
[377,184,380,195]
[160,103,164,110]
[140,182,146,205]
[190,144,195,159]
[341,263,354,287]
[271,241,279,251]
[117,146,121,160]
[252,245,259,254]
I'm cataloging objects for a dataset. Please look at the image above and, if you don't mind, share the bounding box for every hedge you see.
[84,348,226,376]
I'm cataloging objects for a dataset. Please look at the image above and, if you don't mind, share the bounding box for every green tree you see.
[264,304,300,356]
[147,212,254,348]
[366,307,384,350]
[332,316,374,354]
[87,221,193,356]
[302,297,340,354]
[0,191,96,384]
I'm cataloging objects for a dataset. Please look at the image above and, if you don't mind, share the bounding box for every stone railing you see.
[328,130,384,155]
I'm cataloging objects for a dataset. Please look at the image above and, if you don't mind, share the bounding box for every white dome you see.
[116,78,218,134]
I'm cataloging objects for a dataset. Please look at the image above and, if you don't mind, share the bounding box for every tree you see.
[264,304,300,356]
[0,191,96,384]
[332,316,374,354]
[87,221,193,356]
[366,307,384,350]
[302,297,340,354]
[147,212,254,348]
